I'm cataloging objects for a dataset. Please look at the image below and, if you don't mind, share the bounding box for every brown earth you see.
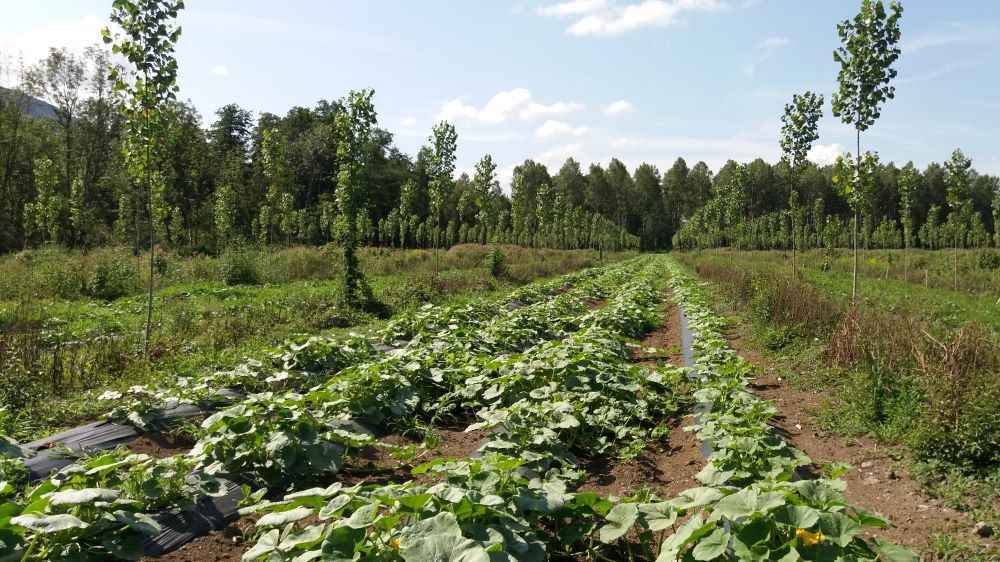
[579,420,703,500]
[127,433,195,459]
[140,516,255,562]
[725,327,996,553]
[632,301,684,368]
[582,299,702,500]
[338,425,486,485]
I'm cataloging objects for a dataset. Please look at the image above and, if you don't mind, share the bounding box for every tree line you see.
[674,153,1000,252]
[2,46,653,256]
[2,7,998,263]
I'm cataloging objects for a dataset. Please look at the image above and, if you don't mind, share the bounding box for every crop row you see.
[0,258,662,560]
[238,256,689,561]
[644,259,920,561]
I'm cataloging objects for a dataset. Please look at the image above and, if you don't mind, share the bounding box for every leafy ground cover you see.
[0,255,921,561]
[0,245,630,441]
[676,249,999,560]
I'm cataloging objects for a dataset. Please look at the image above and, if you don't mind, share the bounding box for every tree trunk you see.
[852,129,860,304]
[143,105,154,358]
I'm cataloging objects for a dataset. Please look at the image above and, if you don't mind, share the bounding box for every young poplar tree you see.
[103,0,184,355]
[334,89,377,304]
[897,163,918,279]
[944,148,972,291]
[779,91,823,274]
[993,190,1000,248]
[831,0,903,302]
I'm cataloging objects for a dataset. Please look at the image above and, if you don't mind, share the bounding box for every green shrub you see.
[487,246,507,278]
[220,244,261,286]
[976,250,1000,271]
[38,259,87,299]
[87,259,138,301]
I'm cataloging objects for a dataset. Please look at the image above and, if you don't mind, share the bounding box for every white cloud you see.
[0,15,103,75]
[536,143,584,168]
[807,143,844,166]
[903,23,1000,53]
[436,89,583,124]
[538,0,607,17]
[400,116,417,127]
[538,0,726,37]
[535,120,589,139]
[211,65,230,77]
[604,100,634,116]
[744,35,790,77]
[757,36,790,49]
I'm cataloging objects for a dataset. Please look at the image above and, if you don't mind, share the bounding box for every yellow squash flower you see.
[796,527,825,546]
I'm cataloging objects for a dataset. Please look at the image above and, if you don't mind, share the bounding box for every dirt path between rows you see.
[581,299,703,500]
[725,329,994,553]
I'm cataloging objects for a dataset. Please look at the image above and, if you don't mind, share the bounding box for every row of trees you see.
[1,48,653,255]
[674,152,1000,252]
[3,0,998,269]
[676,0,1000,294]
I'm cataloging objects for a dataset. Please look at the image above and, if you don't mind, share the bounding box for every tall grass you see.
[678,252,1000,472]
[0,244,631,440]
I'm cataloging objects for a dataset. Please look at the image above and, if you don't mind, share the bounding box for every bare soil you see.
[140,516,255,562]
[582,299,701,499]
[338,425,486,485]
[632,301,684,367]
[725,328,995,552]
[127,433,195,459]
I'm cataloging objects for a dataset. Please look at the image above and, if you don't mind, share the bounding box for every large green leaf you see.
[48,487,120,507]
[872,538,921,562]
[11,513,88,533]
[691,527,729,561]
[257,506,314,528]
[598,503,638,543]
[817,511,860,547]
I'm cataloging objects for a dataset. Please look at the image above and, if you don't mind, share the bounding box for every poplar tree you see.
[898,163,918,278]
[831,0,903,302]
[944,148,972,291]
[334,89,377,304]
[103,0,184,354]
[779,91,823,273]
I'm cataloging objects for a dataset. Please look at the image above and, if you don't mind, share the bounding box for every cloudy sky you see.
[3,1,999,188]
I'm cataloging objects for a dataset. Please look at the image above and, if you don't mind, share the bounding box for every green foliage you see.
[831,0,903,134]
[780,91,824,169]
[219,243,260,286]
[486,246,507,278]
[87,258,137,301]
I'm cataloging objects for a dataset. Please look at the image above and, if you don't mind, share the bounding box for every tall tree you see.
[24,47,86,190]
[944,148,972,290]
[898,162,918,278]
[831,0,903,301]
[779,90,824,272]
[104,0,184,355]
[427,121,457,244]
[334,89,377,303]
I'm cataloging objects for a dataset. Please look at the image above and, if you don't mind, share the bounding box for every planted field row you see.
[0,258,667,560]
[655,259,919,561]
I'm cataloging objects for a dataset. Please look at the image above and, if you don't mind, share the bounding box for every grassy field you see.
[0,244,632,441]
[683,248,1000,331]
[676,248,999,559]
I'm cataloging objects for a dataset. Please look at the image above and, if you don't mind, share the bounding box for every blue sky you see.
[3,1,999,189]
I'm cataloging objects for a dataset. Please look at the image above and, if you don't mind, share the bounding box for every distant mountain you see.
[0,86,58,119]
